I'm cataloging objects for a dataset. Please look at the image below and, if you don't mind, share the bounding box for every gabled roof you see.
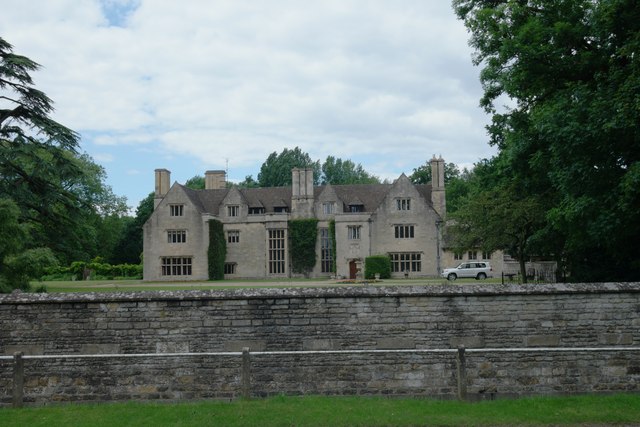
[331,183,392,212]
[177,181,433,215]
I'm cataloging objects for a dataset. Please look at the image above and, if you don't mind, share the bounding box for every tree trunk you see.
[519,251,527,284]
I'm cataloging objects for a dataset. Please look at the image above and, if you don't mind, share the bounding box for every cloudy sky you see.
[2,0,496,209]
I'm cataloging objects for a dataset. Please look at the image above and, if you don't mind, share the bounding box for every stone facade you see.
[144,157,447,281]
[0,283,638,404]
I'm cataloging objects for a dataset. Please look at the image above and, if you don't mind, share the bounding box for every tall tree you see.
[453,0,640,281]
[321,156,379,185]
[111,193,154,265]
[257,147,321,187]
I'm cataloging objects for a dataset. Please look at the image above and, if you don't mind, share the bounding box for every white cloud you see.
[1,0,496,205]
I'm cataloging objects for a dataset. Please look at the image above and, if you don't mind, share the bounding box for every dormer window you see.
[349,204,364,213]
[322,202,335,214]
[274,206,289,213]
[396,198,411,211]
[249,207,265,215]
[227,205,239,217]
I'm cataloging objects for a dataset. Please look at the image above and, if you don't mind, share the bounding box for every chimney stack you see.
[429,155,446,218]
[291,167,314,218]
[154,169,171,208]
[205,170,226,190]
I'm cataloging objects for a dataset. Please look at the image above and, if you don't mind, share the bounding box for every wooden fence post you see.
[241,347,251,399]
[13,352,24,408]
[456,345,467,401]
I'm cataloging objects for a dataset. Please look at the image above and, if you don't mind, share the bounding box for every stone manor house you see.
[143,156,462,281]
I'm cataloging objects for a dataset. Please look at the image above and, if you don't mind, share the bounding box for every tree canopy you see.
[0,37,133,289]
[453,0,640,281]
[321,156,380,185]
[257,147,321,187]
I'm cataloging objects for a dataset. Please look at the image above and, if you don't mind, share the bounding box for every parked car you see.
[441,262,492,280]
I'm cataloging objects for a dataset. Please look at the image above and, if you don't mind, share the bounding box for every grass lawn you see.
[1,394,639,426]
[32,277,507,293]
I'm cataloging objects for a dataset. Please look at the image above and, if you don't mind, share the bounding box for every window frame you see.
[396,198,411,211]
[227,230,240,243]
[161,257,192,276]
[167,229,187,244]
[394,224,415,239]
[169,204,184,217]
[227,205,240,217]
[322,202,335,214]
[347,225,361,240]
[389,252,422,273]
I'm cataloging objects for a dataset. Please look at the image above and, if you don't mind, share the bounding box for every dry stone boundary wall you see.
[0,282,639,405]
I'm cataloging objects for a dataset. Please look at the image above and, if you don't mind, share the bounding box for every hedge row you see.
[43,260,142,281]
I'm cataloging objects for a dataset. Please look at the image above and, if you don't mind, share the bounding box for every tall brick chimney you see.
[205,170,226,190]
[154,168,171,208]
[429,155,446,218]
[291,167,314,218]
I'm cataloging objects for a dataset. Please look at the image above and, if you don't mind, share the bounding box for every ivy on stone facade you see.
[328,220,336,273]
[288,219,319,276]
[208,219,226,280]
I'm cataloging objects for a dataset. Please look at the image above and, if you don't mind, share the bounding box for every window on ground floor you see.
[224,263,237,274]
[161,257,192,276]
[268,229,286,274]
[389,253,422,273]
[320,228,334,273]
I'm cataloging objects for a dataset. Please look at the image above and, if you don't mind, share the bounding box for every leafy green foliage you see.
[328,220,336,273]
[450,181,547,282]
[321,156,379,185]
[2,247,58,291]
[208,219,226,280]
[453,1,640,280]
[288,219,319,276]
[257,147,321,187]
[111,193,154,265]
[236,175,260,188]
[409,161,460,185]
[364,255,391,279]
[42,260,142,281]
[0,37,133,282]
[184,175,205,189]
[410,161,474,215]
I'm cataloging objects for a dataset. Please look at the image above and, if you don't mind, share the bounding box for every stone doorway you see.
[349,260,357,280]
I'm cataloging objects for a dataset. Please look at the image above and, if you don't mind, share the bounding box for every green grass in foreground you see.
[33,277,503,293]
[1,394,639,427]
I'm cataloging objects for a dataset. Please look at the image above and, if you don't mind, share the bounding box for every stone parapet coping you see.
[1,282,638,304]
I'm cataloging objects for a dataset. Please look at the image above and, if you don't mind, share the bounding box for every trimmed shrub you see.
[364,255,391,279]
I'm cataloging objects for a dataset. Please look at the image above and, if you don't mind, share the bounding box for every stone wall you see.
[0,283,639,405]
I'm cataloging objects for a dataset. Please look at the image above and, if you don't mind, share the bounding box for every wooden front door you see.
[349,260,357,280]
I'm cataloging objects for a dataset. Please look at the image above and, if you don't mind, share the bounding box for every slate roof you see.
[178,182,433,215]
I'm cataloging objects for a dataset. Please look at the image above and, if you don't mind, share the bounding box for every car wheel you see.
[447,273,457,281]
[477,273,487,280]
